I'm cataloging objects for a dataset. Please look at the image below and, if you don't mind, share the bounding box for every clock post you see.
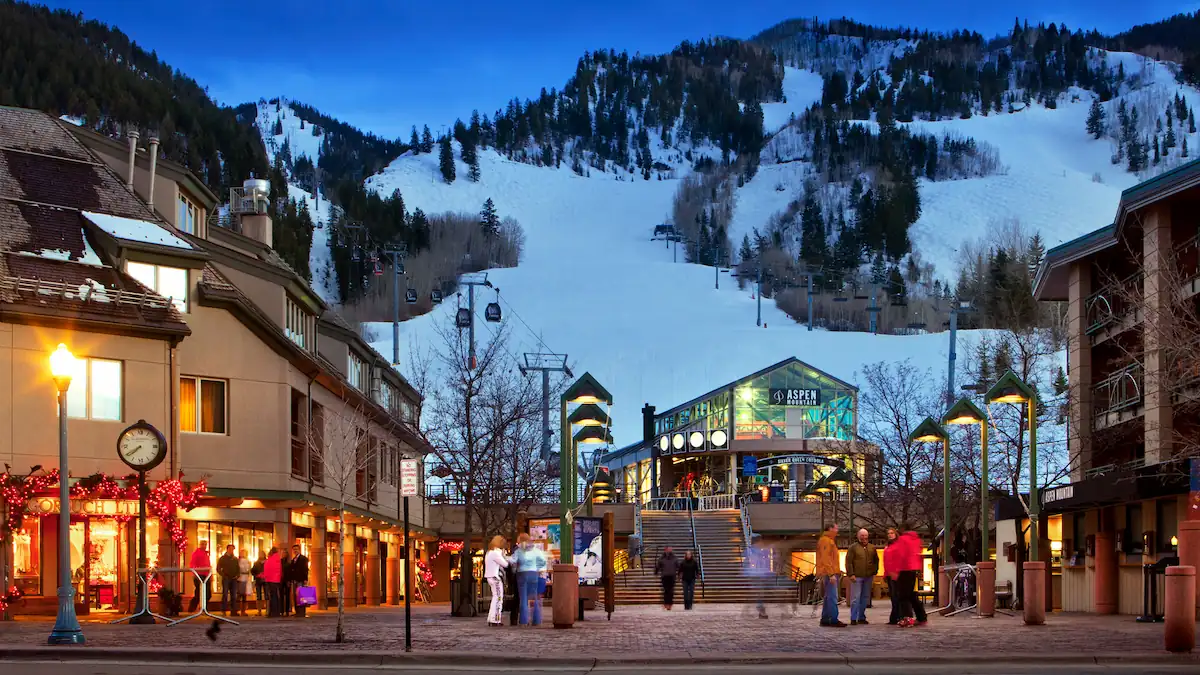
[116,420,168,625]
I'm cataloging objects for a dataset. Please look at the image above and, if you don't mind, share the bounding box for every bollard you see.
[1023,561,1046,625]
[1094,531,1118,615]
[1179,521,1200,620]
[1164,566,1195,653]
[551,563,578,629]
[977,561,996,617]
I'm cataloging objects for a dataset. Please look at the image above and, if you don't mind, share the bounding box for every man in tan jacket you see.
[845,528,879,625]
[815,523,845,627]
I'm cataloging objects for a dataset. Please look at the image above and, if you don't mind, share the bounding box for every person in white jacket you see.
[484,535,510,626]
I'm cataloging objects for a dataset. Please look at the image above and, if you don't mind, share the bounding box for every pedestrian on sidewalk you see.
[188,541,212,613]
[895,530,928,627]
[816,523,846,627]
[217,544,241,616]
[745,534,772,619]
[680,551,699,610]
[883,528,900,625]
[514,533,548,626]
[251,552,266,617]
[484,535,510,626]
[280,547,292,616]
[264,546,284,618]
[289,544,310,618]
[846,528,878,625]
[237,549,252,616]
[654,546,679,610]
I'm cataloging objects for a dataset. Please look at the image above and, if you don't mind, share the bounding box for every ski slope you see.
[363,145,967,446]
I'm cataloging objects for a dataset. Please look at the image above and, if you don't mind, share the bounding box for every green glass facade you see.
[732,361,854,441]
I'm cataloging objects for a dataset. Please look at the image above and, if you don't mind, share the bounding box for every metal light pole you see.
[48,344,84,645]
[385,245,407,366]
[942,398,990,561]
[984,372,1041,561]
[756,262,762,327]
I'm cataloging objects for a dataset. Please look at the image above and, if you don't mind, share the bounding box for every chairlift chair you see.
[431,289,443,304]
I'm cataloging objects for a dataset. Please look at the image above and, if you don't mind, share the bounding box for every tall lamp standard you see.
[983,371,1043,625]
[48,344,84,645]
[941,397,991,616]
[909,417,951,611]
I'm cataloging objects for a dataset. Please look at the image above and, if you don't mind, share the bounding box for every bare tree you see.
[308,398,380,643]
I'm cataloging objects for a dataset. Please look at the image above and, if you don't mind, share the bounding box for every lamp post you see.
[825,466,852,531]
[910,417,951,611]
[48,344,84,645]
[942,397,993,617]
[984,371,1043,625]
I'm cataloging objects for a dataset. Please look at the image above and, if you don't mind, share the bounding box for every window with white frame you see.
[180,376,227,434]
[177,194,198,235]
[62,357,123,421]
[348,351,367,391]
[285,297,313,350]
[126,261,188,312]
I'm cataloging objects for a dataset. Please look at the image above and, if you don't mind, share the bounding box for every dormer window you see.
[348,351,367,391]
[126,261,188,312]
[286,296,314,350]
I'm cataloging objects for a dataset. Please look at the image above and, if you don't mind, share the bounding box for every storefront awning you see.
[1042,462,1190,513]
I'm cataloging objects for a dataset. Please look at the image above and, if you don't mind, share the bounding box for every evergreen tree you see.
[1027,233,1045,281]
[1184,135,1190,158]
[1053,366,1068,396]
[1191,107,1197,134]
[409,126,420,153]
[799,185,827,266]
[480,198,500,236]
[739,234,754,263]
[439,135,456,183]
[1153,135,1160,165]
[421,125,435,153]
[462,140,480,181]
[870,252,887,286]
[1085,98,1104,138]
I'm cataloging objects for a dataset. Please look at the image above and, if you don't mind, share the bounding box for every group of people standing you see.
[188,540,310,618]
[484,534,549,626]
[816,524,928,628]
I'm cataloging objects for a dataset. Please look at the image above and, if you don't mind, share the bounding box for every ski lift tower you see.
[458,272,492,370]
[519,353,573,471]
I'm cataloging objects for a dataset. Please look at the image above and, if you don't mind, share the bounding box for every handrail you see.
[697,493,737,510]
[738,494,754,551]
[687,493,705,598]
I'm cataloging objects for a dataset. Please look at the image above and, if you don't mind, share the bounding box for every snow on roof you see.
[83,211,193,250]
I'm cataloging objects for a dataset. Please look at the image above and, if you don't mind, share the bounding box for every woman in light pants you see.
[484,536,511,626]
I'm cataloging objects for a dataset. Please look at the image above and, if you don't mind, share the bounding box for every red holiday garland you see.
[415,559,436,588]
[0,585,22,615]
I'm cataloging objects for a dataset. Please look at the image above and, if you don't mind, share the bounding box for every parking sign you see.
[400,459,419,497]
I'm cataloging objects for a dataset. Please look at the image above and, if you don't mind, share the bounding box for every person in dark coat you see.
[654,546,680,610]
[280,548,292,616]
[679,551,699,610]
[288,544,310,618]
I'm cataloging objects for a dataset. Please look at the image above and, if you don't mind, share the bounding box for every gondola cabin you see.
[431,289,443,304]
[406,288,418,304]
[485,302,502,322]
[456,307,472,328]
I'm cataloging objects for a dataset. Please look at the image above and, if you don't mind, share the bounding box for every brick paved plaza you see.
[1,603,1196,657]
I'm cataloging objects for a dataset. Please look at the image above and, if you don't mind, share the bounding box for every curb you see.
[0,647,1197,666]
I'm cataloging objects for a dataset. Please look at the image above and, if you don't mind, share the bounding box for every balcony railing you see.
[1093,362,1143,418]
[1085,272,1142,336]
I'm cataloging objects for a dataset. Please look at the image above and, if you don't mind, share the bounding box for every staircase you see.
[614,509,797,604]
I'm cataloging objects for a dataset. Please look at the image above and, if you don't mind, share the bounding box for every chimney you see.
[146,134,160,211]
[125,130,139,190]
[238,177,274,248]
[643,403,659,499]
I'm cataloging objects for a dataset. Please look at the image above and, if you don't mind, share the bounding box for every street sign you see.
[768,388,821,406]
[400,459,419,497]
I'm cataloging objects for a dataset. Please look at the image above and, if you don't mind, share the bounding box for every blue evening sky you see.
[40,1,1191,138]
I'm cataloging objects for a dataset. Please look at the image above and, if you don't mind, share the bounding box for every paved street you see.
[1,602,1197,663]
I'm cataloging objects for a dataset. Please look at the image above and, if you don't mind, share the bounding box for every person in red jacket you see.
[895,531,928,627]
[187,541,212,612]
[263,547,284,618]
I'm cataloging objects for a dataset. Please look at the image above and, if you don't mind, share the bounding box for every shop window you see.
[62,357,123,421]
[180,376,227,434]
[1122,503,1144,555]
[127,261,188,312]
[1156,499,1178,553]
[11,520,40,596]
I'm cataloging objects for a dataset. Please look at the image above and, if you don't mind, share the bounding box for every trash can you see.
[1137,556,1179,623]
[448,577,478,616]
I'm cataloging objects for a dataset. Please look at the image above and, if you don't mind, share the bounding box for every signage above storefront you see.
[25,497,140,517]
[754,454,842,470]
[1043,484,1074,504]
[769,388,821,406]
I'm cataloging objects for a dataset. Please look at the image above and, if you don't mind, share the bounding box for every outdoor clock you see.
[116,420,168,472]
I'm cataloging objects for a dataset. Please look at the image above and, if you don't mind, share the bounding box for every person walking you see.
[745,534,772,619]
[251,552,266,616]
[654,546,680,610]
[846,528,879,625]
[513,534,548,626]
[895,530,928,627]
[816,523,846,627]
[484,536,510,626]
[237,549,252,616]
[883,528,901,625]
[188,541,212,613]
[263,546,284,618]
[289,544,310,618]
[280,547,292,616]
[679,551,699,610]
[216,544,241,616]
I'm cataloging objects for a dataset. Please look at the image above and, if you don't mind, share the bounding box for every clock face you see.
[118,424,165,470]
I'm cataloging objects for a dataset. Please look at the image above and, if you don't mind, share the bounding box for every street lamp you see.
[984,372,1040,561]
[48,344,85,645]
[568,404,609,428]
[910,417,951,612]
[941,398,989,559]
[559,373,613,561]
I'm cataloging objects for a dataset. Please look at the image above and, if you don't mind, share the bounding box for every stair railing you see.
[697,493,737,510]
[738,493,754,551]
[687,492,705,599]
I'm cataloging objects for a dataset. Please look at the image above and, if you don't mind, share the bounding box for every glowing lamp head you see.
[562,373,613,406]
[49,343,76,391]
[826,467,851,487]
[941,398,987,426]
[984,371,1038,406]
[909,417,948,443]
[813,482,833,494]
[1171,535,1179,547]
[568,403,609,427]
[1050,540,1063,553]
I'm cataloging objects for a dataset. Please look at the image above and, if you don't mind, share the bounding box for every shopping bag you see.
[537,576,547,595]
[296,585,317,607]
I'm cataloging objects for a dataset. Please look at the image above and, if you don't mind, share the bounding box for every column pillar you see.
[274,521,290,551]
[341,530,357,608]
[1094,530,1118,614]
[365,535,381,606]
[1178,520,1200,619]
[312,517,328,611]
[1066,263,1093,483]
[386,536,400,605]
[1142,205,1174,465]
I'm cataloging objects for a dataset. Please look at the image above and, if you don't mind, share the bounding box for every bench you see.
[995,581,1014,609]
[915,589,936,605]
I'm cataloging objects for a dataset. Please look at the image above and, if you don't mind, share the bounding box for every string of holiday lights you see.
[415,559,436,589]
[0,585,22,615]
